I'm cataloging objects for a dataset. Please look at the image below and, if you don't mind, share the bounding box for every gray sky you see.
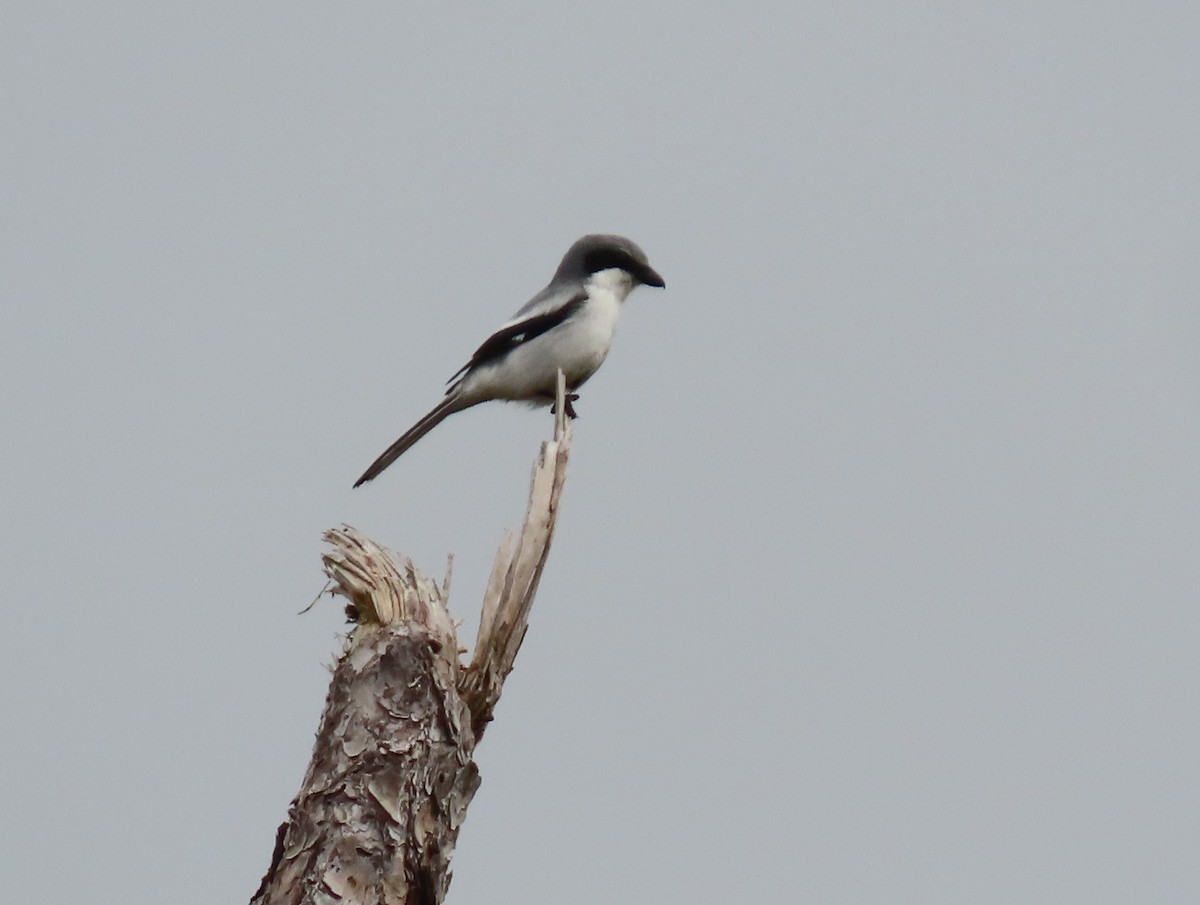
[3,3,1198,902]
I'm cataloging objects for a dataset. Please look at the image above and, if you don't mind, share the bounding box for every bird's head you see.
[557,234,666,291]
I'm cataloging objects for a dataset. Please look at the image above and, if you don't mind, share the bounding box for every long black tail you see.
[353,395,468,487]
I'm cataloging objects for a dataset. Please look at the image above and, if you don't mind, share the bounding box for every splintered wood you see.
[252,375,572,905]
[461,391,572,738]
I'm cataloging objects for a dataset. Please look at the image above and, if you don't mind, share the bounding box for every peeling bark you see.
[251,375,573,905]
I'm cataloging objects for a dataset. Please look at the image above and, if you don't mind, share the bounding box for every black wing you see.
[446,292,588,386]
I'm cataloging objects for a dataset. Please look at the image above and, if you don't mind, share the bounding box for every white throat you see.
[586,267,636,303]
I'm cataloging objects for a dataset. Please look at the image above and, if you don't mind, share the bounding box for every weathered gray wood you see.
[461,371,572,738]
[252,375,572,905]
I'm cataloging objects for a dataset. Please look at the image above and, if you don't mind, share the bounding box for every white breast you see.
[461,271,630,404]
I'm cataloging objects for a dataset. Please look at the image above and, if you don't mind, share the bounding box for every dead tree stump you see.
[251,378,573,905]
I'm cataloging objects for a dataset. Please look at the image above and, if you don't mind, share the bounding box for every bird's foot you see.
[551,393,581,419]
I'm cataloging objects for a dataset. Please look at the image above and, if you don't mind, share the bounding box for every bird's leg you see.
[550,393,581,419]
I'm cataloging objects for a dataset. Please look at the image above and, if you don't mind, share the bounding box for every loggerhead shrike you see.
[353,233,665,487]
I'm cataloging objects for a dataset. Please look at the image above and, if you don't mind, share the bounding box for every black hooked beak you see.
[637,263,666,288]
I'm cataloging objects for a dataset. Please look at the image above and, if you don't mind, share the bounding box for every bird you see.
[353,233,666,487]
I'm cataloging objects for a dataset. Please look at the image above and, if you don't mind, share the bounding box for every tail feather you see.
[353,395,466,487]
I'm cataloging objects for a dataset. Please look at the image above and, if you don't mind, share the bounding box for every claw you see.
[551,393,581,419]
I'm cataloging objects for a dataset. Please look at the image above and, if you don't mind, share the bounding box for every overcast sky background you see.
[3,3,1198,903]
